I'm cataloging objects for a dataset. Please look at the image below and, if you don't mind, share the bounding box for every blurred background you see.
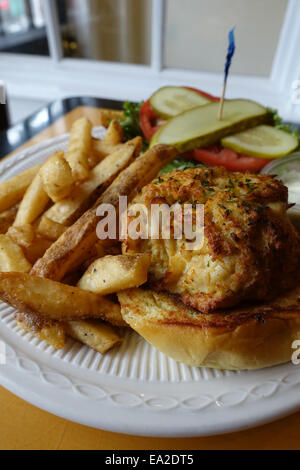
[0,0,299,126]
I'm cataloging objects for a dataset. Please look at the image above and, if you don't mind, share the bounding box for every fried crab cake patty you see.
[123,166,300,313]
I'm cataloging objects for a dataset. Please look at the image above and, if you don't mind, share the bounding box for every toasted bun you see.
[118,286,300,370]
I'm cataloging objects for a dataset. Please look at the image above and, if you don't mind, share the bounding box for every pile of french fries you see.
[0,115,177,354]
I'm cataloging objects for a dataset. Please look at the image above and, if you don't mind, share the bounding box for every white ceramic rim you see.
[262,151,300,214]
[262,151,300,175]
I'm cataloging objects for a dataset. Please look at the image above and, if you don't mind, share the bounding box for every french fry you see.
[15,316,66,350]
[66,320,123,354]
[92,139,123,162]
[20,240,103,350]
[39,323,66,349]
[0,164,41,213]
[65,117,92,181]
[40,151,74,202]
[104,120,124,145]
[101,302,127,327]
[100,109,124,128]
[0,235,31,272]
[88,120,124,168]
[44,137,142,226]
[23,237,52,265]
[78,254,150,295]
[0,272,126,325]
[7,224,35,248]
[36,216,67,241]
[14,173,49,227]
[87,140,103,169]
[31,144,178,281]
[0,204,19,234]
[7,224,52,263]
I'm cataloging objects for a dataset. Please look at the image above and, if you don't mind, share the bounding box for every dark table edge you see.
[0,97,124,159]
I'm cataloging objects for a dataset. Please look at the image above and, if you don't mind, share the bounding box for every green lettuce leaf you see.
[160,157,206,175]
[119,101,148,151]
[267,108,300,145]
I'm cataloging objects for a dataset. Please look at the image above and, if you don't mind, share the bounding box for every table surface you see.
[0,98,300,450]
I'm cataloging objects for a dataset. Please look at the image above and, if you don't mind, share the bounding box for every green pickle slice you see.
[150,86,210,119]
[150,99,268,153]
[221,125,298,159]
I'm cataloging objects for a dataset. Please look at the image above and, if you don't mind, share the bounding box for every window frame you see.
[0,0,299,120]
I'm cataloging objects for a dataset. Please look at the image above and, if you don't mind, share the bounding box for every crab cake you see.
[123,166,300,313]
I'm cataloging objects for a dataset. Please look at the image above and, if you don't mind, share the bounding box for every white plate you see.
[0,128,300,437]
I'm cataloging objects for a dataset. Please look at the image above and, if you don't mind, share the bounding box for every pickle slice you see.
[150,99,268,153]
[221,125,298,159]
[150,86,210,119]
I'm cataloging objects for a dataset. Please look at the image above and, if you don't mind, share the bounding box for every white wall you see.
[164,0,288,77]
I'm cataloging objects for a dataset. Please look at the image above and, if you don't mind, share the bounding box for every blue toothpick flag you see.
[224,27,236,83]
[218,27,236,120]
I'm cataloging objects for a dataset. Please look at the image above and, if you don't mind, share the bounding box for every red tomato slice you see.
[139,100,161,141]
[190,147,272,172]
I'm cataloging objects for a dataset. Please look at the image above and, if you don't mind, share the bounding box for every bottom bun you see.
[118,286,300,370]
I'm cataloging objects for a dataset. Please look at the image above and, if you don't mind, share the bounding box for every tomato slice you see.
[189,147,272,172]
[139,100,161,141]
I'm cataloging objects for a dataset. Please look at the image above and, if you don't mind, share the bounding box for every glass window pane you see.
[59,0,152,64]
[164,0,288,77]
[0,0,49,55]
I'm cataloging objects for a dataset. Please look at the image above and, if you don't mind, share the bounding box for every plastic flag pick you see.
[218,27,236,120]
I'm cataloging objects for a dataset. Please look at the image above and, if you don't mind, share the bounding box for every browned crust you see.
[120,287,300,331]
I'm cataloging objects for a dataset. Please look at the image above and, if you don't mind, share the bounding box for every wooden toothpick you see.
[218,82,227,121]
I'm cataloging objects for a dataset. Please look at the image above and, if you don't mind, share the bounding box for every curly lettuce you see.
[267,108,300,146]
[160,157,205,175]
[119,101,148,151]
